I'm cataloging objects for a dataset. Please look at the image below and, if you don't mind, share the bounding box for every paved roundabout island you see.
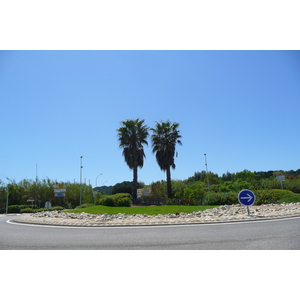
[11,202,300,227]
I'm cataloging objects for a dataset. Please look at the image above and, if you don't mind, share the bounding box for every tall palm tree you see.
[151,120,182,199]
[117,118,149,203]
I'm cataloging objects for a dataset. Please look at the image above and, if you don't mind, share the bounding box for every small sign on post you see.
[238,189,256,216]
[27,198,35,208]
[45,201,52,209]
[276,173,285,189]
[53,184,66,197]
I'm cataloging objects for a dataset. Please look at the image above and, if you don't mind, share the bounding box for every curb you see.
[9,213,300,228]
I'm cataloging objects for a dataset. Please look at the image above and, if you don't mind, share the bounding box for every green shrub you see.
[270,189,300,203]
[166,198,183,205]
[202,190,280,206]
[7,205,38,213]
[20,208,35,213]
[253,190,279,205]
[183,198,197,205]
[48,206,65,211]
[98,193,132,207]
[203,192,238,206]
[113,193,132,207]
[139,197,165,206]
[99,196,115,207]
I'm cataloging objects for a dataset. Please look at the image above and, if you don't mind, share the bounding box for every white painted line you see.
[7,215,300,229]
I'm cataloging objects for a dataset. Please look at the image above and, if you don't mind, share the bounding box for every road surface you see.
[1,215,300,249]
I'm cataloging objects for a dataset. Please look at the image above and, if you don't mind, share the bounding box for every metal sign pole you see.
[238,189,256,217]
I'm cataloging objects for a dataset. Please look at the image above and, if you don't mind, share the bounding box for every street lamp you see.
[95,173,102,188]
[204,153,210,191]
[5,186,9,215]
[80,156,83,208]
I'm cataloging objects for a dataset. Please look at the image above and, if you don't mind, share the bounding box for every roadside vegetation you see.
[1,170,300,215]
[1,118,300,214]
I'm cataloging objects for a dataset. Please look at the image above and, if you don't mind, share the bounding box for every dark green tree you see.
[117,118,149,203]
[112,181,143,195]
[151,120,182,199]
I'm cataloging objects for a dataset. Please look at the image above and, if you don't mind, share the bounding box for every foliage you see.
[253,190,279,205]
[270,189,300,203]
[0,178,93,212]
[93,185,113,195]
[112,181,143,195]
[2,166,300,211]
[117,118,149,203]
[114,193,132,207]
[150,181,167,200]
[7,204,38,213]
[19,206,65,213]
[150,120,182,198]
[201,190,280,206]
[98,193,132,207]
[99,196,115,207]
[203,192,238,206]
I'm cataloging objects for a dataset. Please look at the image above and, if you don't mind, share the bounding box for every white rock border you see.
[12,202,300,227]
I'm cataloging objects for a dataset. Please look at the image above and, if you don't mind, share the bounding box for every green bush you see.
[113,193,132,207]
[253,190,279,205]
[7,205,38,213]
[166,198,183,205]
[203,192,238,206]
[99,196,115,207]
[19,206,65,213]
[270,189,300,203]
[20,208,35,213]
[48,206,65,211]
[98,193,132,207]
[202,190,280,206]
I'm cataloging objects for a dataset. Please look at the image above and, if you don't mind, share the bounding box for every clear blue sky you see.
[1,50,299,187]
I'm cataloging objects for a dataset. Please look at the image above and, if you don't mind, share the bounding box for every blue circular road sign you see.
[238,189,256,206]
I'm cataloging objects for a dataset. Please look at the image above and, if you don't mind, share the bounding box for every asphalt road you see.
[1,215,300,249]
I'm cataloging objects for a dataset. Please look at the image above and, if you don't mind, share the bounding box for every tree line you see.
[0,178,93,212]
[1,168,300,211]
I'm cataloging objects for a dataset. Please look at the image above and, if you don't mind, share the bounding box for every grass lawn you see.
[64,205,218,215]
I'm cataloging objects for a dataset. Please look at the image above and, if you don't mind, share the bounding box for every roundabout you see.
[10,202,300,227]
[2,203,300,250]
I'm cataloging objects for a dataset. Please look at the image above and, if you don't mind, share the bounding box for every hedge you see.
[202,190,279,206]
[98,193,132,207]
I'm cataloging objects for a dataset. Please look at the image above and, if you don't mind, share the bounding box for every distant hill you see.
[93,185,113,195]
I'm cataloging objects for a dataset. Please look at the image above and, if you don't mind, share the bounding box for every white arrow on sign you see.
[241,193,253,202]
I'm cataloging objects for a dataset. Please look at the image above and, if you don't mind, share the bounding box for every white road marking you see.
[6,215,300,229]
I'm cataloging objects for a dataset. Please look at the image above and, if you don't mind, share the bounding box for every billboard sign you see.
[276,174,285,182]
[53,184,66,197]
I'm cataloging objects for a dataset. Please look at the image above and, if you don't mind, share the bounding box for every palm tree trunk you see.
[166,166,172,199]
[132,165,138,204]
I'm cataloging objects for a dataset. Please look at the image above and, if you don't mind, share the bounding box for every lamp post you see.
[204,153,210,191]
[93,173,102,206]
[80,156,83,208]
[95,173,102,188]
[5,186,9,215]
